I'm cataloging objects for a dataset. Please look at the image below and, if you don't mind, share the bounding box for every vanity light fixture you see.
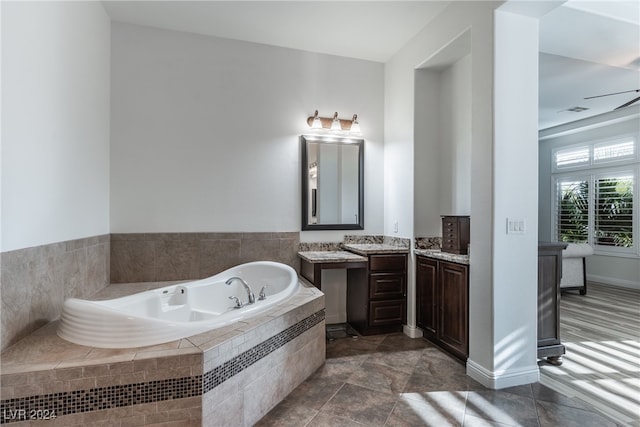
[306,110,361,134]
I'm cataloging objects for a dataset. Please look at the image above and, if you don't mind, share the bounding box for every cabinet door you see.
[416,257,438,338]
[439,261,469,358]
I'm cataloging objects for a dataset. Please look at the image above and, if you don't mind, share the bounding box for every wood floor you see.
[540,282,640,426]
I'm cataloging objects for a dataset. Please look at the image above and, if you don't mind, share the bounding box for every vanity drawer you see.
[369,299,406,326]
[370,273,405,299]
[369,254,406,272]
[442,220,459,234]
[442,242,460,253]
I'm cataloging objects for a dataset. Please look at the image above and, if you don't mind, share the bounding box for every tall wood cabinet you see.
[441,216,470,255]
[347,253,407,335]
[416,255,469,360]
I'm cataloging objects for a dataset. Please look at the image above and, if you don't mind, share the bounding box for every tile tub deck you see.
[0,278,325,426]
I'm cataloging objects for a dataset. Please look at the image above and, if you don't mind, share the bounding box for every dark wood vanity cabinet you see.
[416,255,469,360]
[347,253,407,335]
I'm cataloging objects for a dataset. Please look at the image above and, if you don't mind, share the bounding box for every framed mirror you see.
[301,134,364,230]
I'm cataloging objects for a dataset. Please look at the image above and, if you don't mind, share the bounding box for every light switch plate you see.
[507,218,525,234]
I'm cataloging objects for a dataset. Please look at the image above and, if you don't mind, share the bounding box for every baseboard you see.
[587,274,640,290]
[403,324,423,338]
[466,359,539,389]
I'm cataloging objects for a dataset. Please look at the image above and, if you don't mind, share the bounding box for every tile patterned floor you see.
[256,332,621,426]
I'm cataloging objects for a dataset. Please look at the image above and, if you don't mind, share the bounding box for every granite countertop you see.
[415,249,470,265]
[298,250,368,263]
[342,243,410,256]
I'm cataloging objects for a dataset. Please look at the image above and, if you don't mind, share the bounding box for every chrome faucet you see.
[228,295,243,309]
[259,284,268,301]
[225,277,255,304]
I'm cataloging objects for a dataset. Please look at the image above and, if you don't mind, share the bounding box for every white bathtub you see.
[57,261,299,348]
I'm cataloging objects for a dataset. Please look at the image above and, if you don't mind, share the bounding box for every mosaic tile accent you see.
[0,377,201,423]
[415,237,442,250]
[203,309,325,393]
[0,309,325,424]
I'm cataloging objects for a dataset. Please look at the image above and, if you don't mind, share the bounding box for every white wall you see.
[491,9,540,385]
[387,1,543,388]
[1,1,111,252]
[110,22,384,238]
[414,51,472,238]
[387,0,497,377]
[539,107,640,290]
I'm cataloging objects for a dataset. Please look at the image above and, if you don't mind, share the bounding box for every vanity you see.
[415,249,469,361]
[299,134,409,335]
[299,242,409,336]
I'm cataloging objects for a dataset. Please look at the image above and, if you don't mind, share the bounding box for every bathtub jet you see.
[57,261,299,348]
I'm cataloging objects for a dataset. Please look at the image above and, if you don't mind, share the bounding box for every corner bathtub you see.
[57,261,299,348]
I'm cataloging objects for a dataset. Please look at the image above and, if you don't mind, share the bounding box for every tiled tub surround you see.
[1,232,299,352]
[1,235,110,351]
[0,279,325,426]
[110,232,300,283]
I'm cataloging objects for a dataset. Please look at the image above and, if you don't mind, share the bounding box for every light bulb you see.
[330,112,341,131]
[350,114,361,134]
[311,110,323,129]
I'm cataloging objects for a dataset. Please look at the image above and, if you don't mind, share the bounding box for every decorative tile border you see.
[0,377,201,423]
[0,309,325,424]
[203,309,325,393]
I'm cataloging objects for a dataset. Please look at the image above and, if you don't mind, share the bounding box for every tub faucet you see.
[225,277,255,304]
[259,285,268,301]
[228,296,243,309]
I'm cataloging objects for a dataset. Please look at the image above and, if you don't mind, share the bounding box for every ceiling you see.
[538,1,640,129]
[102,0,640,130]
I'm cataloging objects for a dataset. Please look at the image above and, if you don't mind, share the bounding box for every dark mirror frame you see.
[301,134,364,231]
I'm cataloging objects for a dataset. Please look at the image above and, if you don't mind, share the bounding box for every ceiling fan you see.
[584,89,640,110]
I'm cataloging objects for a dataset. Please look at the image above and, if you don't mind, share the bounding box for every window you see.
[553,137,638,256]
[594,173,633,247]
[594,139,634,162]
[553,137,635,171]
[555,147,589,168]
[557,178,589,243]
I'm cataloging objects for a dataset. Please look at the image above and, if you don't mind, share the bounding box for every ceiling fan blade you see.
[614,95,640,110]
[585,88,639,100]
